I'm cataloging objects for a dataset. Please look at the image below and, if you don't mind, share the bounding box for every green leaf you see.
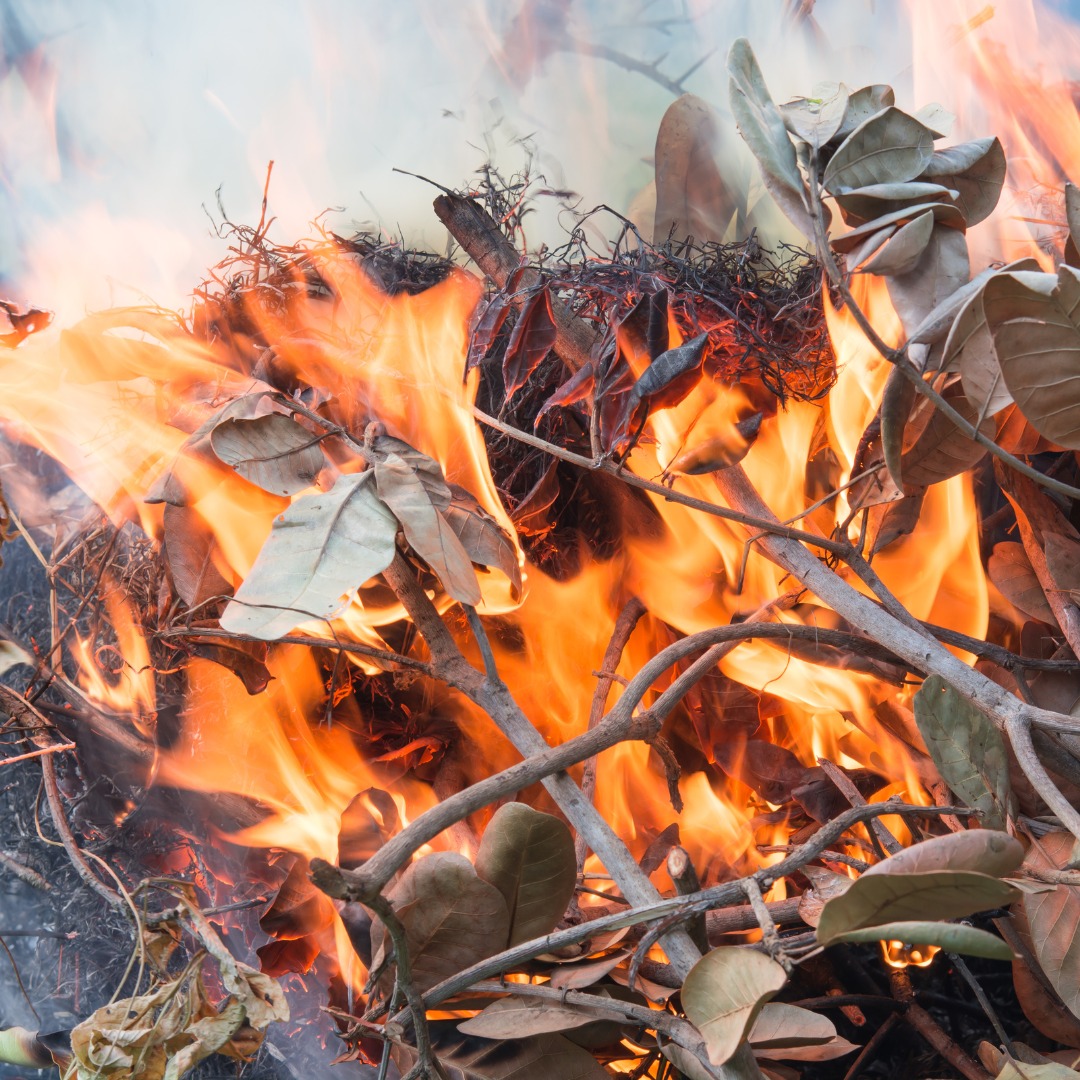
[921,136,1006,226]
[816,870,1020,946]
[220,470,397,639]
[913,674,1016,829]
[862,829,1024,879]
[827,920,1014,960]
[682,947,788,1066]
[392,1023,609,1079]
[0,1027,56,1068]
[823,107,935,194]
[375,852,510,996]
[727,39,814,238]
[475,802,577,948]
[209,413,325,495]
[984,264,1080,449]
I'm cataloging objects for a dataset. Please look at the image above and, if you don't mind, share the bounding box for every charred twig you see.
[577,596,647,870]
[433,193,598,372]
[0,849,50,890]
[889,969,992,1080]
[667,846,708,953]
[818,757,902,858]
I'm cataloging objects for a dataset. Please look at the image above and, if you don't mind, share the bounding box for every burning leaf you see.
[989,542,1055,624]
[474,802,577,948]
[713,740,809,805]
[682,947,788,1066]
[898,379,993,490]
[443,485,523,601]
[1023,831,1080,1021]
[797,866,853,928]
[375,851,509,995]
[653,94,733,245]
[670,413,763,475]
[816,870,1019,946]
[727,39,814,238]
[163,504,233,609]
[835,181,957,225]
[0,299,52,348]
[913,675,1016,830]
[220,470,397,640]
[920,136,1006,226]
[862,829,1024,879]
[502,288,557,401]
[391,1023,608,1080]
[779,83,849,149]
[617,288,670,363]
[860,210,934,276]
[630,332,709,413]
[467,293,513,373]
[825,920,1013,960]
[209,413,325,496]
[374,452,482,605]
[822,107,935,194]
[458,995,610,1039]
[886,223,971,338]
[984,265,1080,449]
[832,84,895,143]
[536,363,595,425]
[186,636,271,695]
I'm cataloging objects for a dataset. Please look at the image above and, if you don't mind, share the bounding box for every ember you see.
[7,3,1080,1080]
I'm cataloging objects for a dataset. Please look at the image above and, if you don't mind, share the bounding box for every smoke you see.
[0,0,922,317]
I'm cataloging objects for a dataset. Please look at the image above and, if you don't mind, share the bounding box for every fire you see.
[6,0,1080,1025]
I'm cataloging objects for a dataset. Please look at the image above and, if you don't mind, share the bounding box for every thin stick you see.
[578,596,647,870]
[818,757,902,857]
[0,741,76,767]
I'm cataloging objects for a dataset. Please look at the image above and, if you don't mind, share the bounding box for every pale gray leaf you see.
[749,1003,835,1049]
[985,264,1080,448]
[912,674,1016,829]
[886,223,971,338]
[846,225,897,271]
[862,830,1024,878]
[913,101,955,138]
[832,85,895,143]
[682,947,788,1066]
[836,181,957,224]
[778,83,849,149]
[375,453,481,605]
[220,470,396,639]
[444,485,523,601]
[210,413,325,495]
[727,39,814,238]
[816,870,1020,945]
[947,287,1013,420]
[823,107,935,194]
[921,137,1006,226]
[861,210,935,276]
[831,202,965,255]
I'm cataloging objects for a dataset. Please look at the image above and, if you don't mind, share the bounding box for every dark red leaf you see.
[510,458,561,537]
[260,856,333,938]
[467,294,512,373]
[187,636,272,695]
[257,935,319,977]
[536,361,595,423]
[503,288,558,400]
[631,332,708,412]
[714,740,810,804]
